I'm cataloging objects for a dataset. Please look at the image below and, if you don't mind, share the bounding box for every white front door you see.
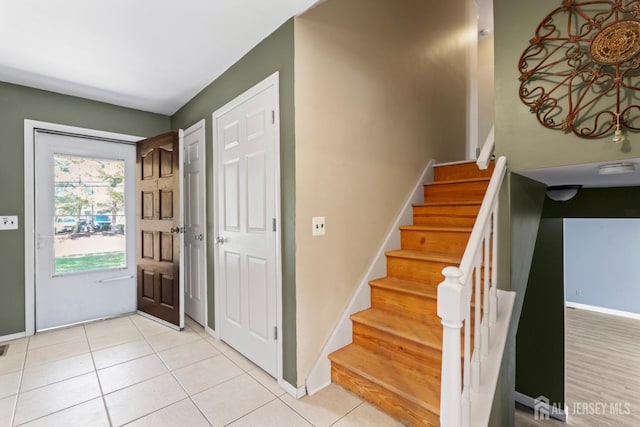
[214,74,281,377]
[184,120,207,326]
[34,132,137,331]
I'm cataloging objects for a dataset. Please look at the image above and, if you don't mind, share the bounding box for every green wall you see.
[516,218,565,406]
[515,186,640,412]
[170,19,297,385]
[0,81,169,336]
[489,173,547,426]
[494,0,639,171]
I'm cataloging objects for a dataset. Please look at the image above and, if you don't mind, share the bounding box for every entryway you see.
[25,120,207,334]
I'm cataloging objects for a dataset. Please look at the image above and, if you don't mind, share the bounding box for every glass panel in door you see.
[53,155,127,274]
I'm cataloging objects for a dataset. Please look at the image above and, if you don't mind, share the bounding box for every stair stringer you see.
[305,160,435,395]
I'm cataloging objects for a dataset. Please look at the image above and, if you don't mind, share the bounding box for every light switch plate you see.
[0,216,18,230]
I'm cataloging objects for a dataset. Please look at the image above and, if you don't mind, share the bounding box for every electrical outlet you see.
[0,216,18,230]
[576,290,583,297]
[312,216,326,236]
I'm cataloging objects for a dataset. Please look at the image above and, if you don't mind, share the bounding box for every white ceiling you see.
[0,0,320,115]
[517,159,640,188]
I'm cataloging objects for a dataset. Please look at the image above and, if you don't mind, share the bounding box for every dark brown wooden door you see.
[136,131,182,327]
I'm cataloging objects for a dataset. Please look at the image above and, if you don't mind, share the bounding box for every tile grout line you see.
[124,314,217,426]
[12,330,99,426]
[328,401,367,426]
[9,335,30,427]
[84,323,116,427]
[277,393,322,427]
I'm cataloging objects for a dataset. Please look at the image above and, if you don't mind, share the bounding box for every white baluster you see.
[438,267,466,427]
[471,261,481,393]
[482,232,491,358]
[490,207,499,325]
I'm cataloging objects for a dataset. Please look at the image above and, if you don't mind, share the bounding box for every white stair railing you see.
[476,125,495,170]
[437,148,507,427]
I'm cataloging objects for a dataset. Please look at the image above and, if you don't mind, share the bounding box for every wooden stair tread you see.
[385,249,461,264]
[399,225,472,233]
[428,177,490,186]
[351,308,443,351]
[329,344,440,414]
[370,277,438,299]
[414,201,481,207]
[433,159,494,168]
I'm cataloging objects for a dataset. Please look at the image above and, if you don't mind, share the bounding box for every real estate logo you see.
[534,395,551,420]
[533,395,632,421]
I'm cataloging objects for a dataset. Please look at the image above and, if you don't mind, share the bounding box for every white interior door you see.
[184,120,207,326]
[34,132,136,331]
[214,74,280,377]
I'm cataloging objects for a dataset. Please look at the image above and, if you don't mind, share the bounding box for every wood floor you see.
[515,307,640,426]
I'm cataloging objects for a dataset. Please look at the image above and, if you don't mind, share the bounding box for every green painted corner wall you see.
[517,217,565,406]
[170,19,297,386]
[489,173,547,426]
[0,81,169,336]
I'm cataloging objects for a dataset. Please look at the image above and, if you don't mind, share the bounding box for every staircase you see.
[328,160,495,426]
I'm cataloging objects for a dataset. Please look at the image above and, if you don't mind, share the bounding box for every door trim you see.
[24,119,142,336]
[212,72,283,381]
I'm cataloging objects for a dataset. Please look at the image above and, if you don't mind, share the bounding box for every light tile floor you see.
[0,315,403,426]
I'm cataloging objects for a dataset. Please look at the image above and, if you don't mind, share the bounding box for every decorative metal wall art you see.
[518,0,640,142]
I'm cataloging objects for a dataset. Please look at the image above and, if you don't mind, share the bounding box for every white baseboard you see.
[566,302,640,320]
[279,380,307,399]
[304,160,435,395]
[205,325,219,339]
[0,331,26,343]
[514,391,567,422]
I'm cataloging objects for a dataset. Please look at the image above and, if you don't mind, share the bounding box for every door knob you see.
[195,234,204,241]
[215,236,226,245]
[170,226,181,234]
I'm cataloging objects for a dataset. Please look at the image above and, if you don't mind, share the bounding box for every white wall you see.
[565,218,640,315]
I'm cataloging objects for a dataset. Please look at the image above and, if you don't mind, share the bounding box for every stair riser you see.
[434,161,495,181]
[386,256,450,284]
[331,364,439,427]
[413,215,477,228]
[424,180,488,203]
[412,204,480,227]
[413,204,481,217]
[400,229,470,255]
[352,322,442,370]
[371,287,438,323]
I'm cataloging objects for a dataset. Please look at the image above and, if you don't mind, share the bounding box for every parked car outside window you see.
[92,215,112,231]
[55,217,77,233]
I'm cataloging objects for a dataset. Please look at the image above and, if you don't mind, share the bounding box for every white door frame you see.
[24,119,143,336]
[212,72,283,382]
[183,119,208,327]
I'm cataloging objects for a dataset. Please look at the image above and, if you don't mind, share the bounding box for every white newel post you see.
[438,266,466,427]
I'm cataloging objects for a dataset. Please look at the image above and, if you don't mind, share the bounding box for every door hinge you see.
[271,110,275,124]
[272,218,276,232]
[274,326,278,340]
